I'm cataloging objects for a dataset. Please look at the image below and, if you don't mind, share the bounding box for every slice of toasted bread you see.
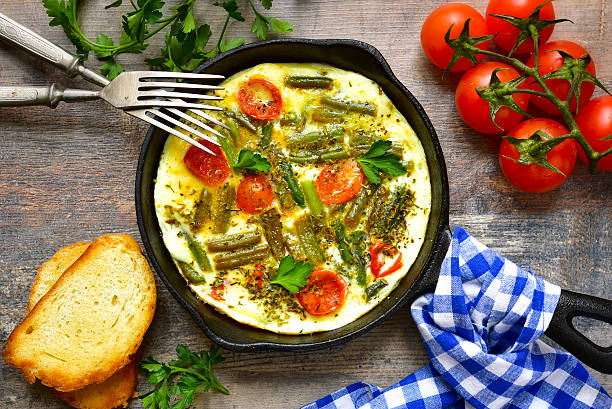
[27,242,90,313]
[2,234,156,392]
[26,241,139,409]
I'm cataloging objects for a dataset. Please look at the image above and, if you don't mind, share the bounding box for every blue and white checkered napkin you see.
[301,227,611,409]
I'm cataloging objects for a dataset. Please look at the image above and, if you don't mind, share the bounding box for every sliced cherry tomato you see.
[236,173,275,214]
[183,140,230,186]
[296,268,348,316]
[249,263,266,291]
[210,284,225,301]
[456,62,530,134]
[499,118,577,193]
[575,96,612,171]
[486,0,556,54]
[370,239,404,278]
[315,159,364,205]
[237,78,282,120]
[526,41,596,115]
[421,3,490,72]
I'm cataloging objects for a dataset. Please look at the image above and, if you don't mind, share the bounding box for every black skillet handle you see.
[545,290,612,374]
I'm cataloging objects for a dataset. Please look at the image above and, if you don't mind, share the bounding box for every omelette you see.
[154,63,431,334]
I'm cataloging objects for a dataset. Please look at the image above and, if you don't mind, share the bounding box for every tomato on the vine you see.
[183,140,230,186]
[456,62,529,134]
[420,3,490,72]
[237,78,282,120]
[526,41,596,115]
[575,96,612,171]
[499,118,577,193]
[486,0,556,54]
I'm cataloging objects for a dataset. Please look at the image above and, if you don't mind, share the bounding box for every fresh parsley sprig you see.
[356,139,407,184]
[42,0,293,80]
[140,344,229,409]
[270,256,314,293]
[233,149,271,172]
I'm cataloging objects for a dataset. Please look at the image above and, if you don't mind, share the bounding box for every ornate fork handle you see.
[0,85,100,107]
[0,12,109,87]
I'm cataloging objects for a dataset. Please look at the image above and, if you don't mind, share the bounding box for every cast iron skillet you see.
[136,39,612,374]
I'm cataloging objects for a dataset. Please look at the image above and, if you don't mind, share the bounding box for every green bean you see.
[280,161,305,207]
[177,260,206,284]
[288,147,349,164]
[260,123,273,150]
[218,132,237,166]
[260,208,287,259]
[280,112,301,126]
[283,232,305,260]
[377,185,413,237]
[212,184,235,234]
[206,229,261,252]
[226,118,241,141]
[320,95,377,116]
[294,214,325,264]
[344,184,378,229]
[327,202,346,217]
[192,189,211,230]
[182,229,212,272]
[285,75,333,89]
[333,220,353,264]
[287,131,326,150]
[350,142,403,157]
[366,280,388,300]
[300,180,324,217]
[311,107,344,124]
[350,230,367,288]
[364,186,389,232]
[213,244,270,270]
[224,111,257,133]
[348,132,374,147]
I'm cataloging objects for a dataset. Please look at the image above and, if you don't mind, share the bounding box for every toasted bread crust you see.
[27,242,90,313]
[2,234,156,392]
[54,356,139,409]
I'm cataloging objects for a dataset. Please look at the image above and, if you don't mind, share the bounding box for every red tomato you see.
[249,264,266,291]
[575,96,612,171]
[456,62,529,134]
[526,41,596,115]
[315,159,364,204]
[486,0,556,54]
[236,173,274,214]
[499,118,577,193]
[369,239,404,278]
[237,78,282,120]
[421,3,490,72]
[296,269,348,316]
[183,140,230,186]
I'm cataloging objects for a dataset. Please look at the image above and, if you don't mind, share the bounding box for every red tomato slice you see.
[237,78,282,120]
[236,173,275,214]
[370,239,404,278]
[183,140,230,186]
[575,96,612,171]
[315,159,364,204]
[526,41,596,115]
[499,118,577,193]
[296,269,348,316]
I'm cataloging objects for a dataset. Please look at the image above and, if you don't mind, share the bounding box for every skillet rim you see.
[135,38,450,351]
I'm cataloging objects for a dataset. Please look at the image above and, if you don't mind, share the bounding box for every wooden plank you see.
[0,0,610,407]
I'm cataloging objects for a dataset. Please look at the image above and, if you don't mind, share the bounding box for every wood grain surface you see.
[0,1,610,408]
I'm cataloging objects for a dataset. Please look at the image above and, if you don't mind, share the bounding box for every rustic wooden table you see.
[1,1,610,407]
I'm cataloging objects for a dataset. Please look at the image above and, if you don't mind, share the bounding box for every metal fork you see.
[0,12,225,153]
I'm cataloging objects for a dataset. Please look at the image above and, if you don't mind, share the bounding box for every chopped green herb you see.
[270,256,314,293]
[356,139,407,184]
[233,149,271,173]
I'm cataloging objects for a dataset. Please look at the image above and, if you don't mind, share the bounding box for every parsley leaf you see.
[248,0,293,40]
[260,0,273,10]
[140,345,228,409]
[214,0,245,22]
[100,58,125,80]
[270,256,314,293]
[233,149,271,172]
[356,139,407,184]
